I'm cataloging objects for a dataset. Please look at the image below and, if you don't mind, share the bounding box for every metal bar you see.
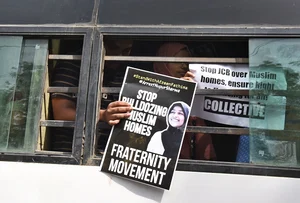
[83,32,105,164]
[195,89,298,96]
[48,54,82,60]
[101,87,300,97]
[104,56,248,63]
[35,150,72,156]
[100,88,250,95]
[0,26,92,34]
[176,159,300,179]
[72,29,94,161]
[187,126,248,134]
[197,89,249,96]
[39,46,50,151]
[98,26,300,36]
[101,87,121,94]
[195,89,300,96]
[40,120,75,128]
[187,127,300,141]
[100,88,251,95]
[47,87,78,93]
[0,154,79,164]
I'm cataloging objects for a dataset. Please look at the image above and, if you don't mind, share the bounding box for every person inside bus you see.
[51,39,133,152]
[147,101,190,158]
[153,42,216,160]
[192,42,244,162]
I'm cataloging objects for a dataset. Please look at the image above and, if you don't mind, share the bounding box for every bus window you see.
[0,36,48,153]
[92,36,249,161]
[89,35,300,170]
[0,35,87,162]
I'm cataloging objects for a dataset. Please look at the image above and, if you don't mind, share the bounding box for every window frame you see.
[0,26,93,164]
[83,26,300,179]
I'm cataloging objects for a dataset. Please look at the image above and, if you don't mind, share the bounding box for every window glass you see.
[249,39,300,167]
[0,36,48,153]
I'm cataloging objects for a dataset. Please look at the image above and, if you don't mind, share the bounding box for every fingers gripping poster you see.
[189,64,287,130]
[100,67,197,190]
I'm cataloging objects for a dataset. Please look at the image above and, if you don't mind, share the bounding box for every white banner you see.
[189,64,287,130]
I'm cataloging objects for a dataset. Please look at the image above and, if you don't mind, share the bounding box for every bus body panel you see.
[1,161,299,203]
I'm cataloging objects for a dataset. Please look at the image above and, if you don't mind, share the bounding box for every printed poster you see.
[189,63,287,130]
[100,67,197,190]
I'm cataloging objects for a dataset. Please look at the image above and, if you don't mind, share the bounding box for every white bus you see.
[0,0,300,202]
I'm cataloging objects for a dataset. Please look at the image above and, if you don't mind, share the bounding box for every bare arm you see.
[99,101,133,125]
[52,98,132,125]
[52,97,76,121]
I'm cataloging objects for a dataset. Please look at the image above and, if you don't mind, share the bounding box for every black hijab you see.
[162,102,190,158]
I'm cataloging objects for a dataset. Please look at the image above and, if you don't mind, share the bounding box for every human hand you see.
[180,71,195,82]
[100,101,133,125]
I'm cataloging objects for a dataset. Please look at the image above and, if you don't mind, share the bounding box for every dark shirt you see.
[51,60,80,152]
[51,60,80,101]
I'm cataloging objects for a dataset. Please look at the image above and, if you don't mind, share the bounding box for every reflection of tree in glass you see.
[257,60,282,68]
[251,42,300,165]
[284,64,300,89]
[286,61,300,164]
[250,60,300,165]
[0,66,18,148]
[278,44,300,58]
[283,63,300,132]
[253,60,300,89]
[255,60,300,130]
[3,62,34,149]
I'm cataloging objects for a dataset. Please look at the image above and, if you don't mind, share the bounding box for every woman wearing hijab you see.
[147,101,190,158]
[152,42,216,160]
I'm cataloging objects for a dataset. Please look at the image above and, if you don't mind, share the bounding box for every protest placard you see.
[189,63,287,130]
[100,67,197,190]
